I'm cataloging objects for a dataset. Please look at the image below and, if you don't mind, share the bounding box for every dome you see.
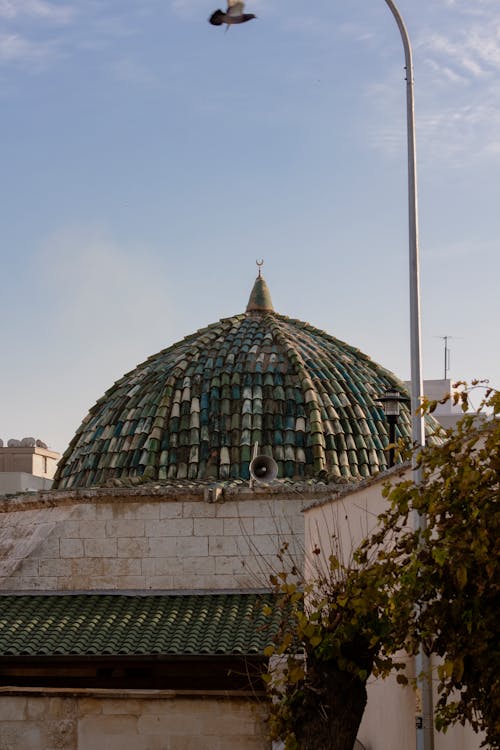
[54,274,428,489]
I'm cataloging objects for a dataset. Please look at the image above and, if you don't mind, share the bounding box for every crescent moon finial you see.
[256,259,264,277]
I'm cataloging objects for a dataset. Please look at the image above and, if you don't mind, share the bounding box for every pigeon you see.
[209,0,256,28]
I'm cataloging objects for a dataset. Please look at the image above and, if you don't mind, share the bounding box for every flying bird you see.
[209,0,256,29]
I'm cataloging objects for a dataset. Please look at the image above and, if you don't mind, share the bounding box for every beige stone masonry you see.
[0,689,270,750]
[0,483,333,591]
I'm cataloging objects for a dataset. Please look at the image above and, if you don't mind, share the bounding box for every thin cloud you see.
[362,1,500,168]
[364,74,500,167]
[422,28,500,79]
[0,0,75,24]
[0,32,59,65]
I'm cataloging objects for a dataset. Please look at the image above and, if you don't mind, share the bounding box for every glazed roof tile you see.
[0,593,281,658]
[54,275,441,489]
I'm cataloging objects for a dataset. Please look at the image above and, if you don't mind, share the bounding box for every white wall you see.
[0,472,54,496]
[304,473,484,750]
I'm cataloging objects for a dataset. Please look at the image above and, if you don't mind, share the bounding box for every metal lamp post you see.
[382,0,425,460]
[379,3,433,749]
[376,388,408,467]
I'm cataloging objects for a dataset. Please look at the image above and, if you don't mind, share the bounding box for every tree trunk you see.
[292,660,369,750]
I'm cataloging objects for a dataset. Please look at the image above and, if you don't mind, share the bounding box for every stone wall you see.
[0,487,307,591]
[0,689,270,750]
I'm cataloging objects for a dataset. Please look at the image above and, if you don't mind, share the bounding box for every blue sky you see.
[1,0,499,453]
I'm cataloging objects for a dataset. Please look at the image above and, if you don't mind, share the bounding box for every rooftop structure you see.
[0,441,59,495]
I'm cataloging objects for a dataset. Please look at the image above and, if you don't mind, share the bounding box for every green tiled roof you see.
[54,275,440,489]
[0,593,281,657]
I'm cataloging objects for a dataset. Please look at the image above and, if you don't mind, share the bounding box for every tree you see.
[266,382,499,750]
[264,544,407,750]
[370,382,500,747]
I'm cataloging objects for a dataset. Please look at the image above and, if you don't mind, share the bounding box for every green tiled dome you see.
[54,275,431,489]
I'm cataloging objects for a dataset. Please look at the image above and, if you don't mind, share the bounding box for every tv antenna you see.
[435,335,463,380]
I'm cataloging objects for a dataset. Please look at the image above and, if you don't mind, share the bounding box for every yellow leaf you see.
[288,665,305,683]
[456,566,467,589]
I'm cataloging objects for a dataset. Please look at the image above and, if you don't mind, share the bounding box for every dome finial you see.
[246,262,274,313]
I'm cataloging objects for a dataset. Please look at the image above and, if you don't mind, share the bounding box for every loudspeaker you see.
[249,454,278,483]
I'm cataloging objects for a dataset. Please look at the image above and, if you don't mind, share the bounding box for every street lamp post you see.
[380,3,433,750]
[376,388,409,467]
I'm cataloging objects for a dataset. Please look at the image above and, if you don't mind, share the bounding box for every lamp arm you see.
[384,0,425,458]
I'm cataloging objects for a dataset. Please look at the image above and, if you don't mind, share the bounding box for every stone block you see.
[101,699,143,716]
[182,556,215,574]
[46,717,76,748]
[70,558,105,576]
[60,538,85,558]
[147,537,177,557]
[158,503,183,519]
[58,576,95,591]
[118,575,147,588]
[249,535,282,557]
[172,573,235,589]
[253,516,283,536]
[234,554,277,580]
[95,505,114,520]
[145,519,193,537]
[208,536,239,556]
[223,518,255,536]
[238,499,274,517]
[105,520,145,538]
[47,697,77,719]
[26,698,49,721]
[193,518,224,536]
[0,723,42,750]
[138,713,203,736]
[214,501,241,518]
[144,575,174,589]
[103,558,142,576]
[4,576,58,590]
[78,716,139,749]
[140,558,155,577]
[77,521,107,538]
[36,535,61,559]
[39,558,71,577]
[181,501,216,519]
[84,538,117,558]
[112,503,160,520]
[0,697,27,721]
[12,559,39,577]
[151,556,184,576]
[214,556,246,576]
[117,537,148,558]
[77,698,103,715]
[175,537,208,557]
[66,575,113,590]
[70,504,97,520]
[59,521,81,539]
